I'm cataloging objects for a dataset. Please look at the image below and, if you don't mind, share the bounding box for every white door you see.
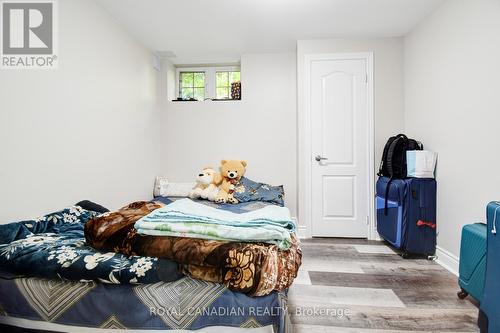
[310,57,369,238]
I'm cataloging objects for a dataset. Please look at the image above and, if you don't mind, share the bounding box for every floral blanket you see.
[85,200,302,296]
[0,206,182,284]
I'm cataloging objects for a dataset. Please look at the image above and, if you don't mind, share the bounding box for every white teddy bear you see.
[189,167,222,201]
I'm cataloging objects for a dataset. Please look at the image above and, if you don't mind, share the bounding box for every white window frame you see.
[176,67,209,101]
[214,67,241,100]
[175,65,240,101]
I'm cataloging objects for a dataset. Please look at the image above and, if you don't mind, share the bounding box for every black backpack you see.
[378,134,423,179]
[378,134,423,214]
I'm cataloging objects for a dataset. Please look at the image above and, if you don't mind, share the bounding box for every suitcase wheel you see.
[457,288,469,300]
[401,252,410,259]
[427,255,436,261]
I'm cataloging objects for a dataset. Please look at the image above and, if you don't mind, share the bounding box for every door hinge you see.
[365,74,368,83]
[366,216,370,225]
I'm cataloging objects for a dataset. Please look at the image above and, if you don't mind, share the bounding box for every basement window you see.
[175,66,241,101]
[179,72,205,101]
[216,71,241,99]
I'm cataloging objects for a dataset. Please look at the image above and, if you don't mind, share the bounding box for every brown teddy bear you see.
[216,160,247,204]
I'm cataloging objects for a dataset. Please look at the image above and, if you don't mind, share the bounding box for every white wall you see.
[404,0,500,259]
[160,53,298,216]
[0,0,161,222]
[297,38,405,235]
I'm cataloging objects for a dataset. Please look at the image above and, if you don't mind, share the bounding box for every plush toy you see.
[216,160,247,204]
[189,167,222,201]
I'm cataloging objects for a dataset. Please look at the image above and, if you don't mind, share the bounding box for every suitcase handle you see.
[492,202,500,235]
[417,220,436,229]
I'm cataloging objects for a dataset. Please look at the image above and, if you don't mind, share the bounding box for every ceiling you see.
[94,0,444,64]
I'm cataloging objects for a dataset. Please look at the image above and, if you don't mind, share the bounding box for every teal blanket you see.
[134,199,295,250]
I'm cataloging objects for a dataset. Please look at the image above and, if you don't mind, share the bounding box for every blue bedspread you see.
[0,276,289,332]
[0,206,182,284]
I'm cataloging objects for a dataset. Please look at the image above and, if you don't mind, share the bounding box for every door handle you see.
[315,155,328,162]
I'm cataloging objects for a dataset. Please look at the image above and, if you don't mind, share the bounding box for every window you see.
[216,71,240,99]
[179,72,205,101]
[175,66,240,101]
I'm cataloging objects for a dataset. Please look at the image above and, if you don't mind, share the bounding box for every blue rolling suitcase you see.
[479,201,500,333]
[457,223,487,302]
[376,177,437,257]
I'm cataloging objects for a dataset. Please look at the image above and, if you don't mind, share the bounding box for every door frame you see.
[297,52,376,240]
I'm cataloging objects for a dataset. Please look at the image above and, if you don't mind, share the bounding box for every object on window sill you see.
[231,81,241,100]
[171,98,241,102]
[172,97,199,102]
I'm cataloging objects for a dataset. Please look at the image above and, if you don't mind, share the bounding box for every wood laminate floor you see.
[289,238,479,332]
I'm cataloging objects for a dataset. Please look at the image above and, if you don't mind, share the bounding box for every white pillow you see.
[154,176,196,197]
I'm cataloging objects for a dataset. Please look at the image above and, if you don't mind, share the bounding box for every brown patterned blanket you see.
[84,201,301,296]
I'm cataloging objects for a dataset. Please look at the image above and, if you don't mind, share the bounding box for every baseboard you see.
[293,221,379,240]
[293,219,310,239]
[297,226,309,239]
[370,226,382,241]
[435,246,459,276]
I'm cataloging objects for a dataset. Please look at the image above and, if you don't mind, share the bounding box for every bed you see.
[0,276,290,332]
[0,198,298,332]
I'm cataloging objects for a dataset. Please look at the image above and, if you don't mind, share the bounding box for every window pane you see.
[181,87,194,99]
[193,72,205,87]
[230,71,240,83]
[216,87,229,99]
[193,88,205,101]
[181,73,193,87]
[216,72,229,87]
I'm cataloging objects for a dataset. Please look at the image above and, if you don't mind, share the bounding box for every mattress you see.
[0,275,290,332]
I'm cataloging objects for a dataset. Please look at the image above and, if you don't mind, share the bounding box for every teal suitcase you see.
[457,223,487,302]
[479,201,500,332]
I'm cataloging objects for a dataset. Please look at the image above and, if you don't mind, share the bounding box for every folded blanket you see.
[135,199,294,250]
[85,200,302,296]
